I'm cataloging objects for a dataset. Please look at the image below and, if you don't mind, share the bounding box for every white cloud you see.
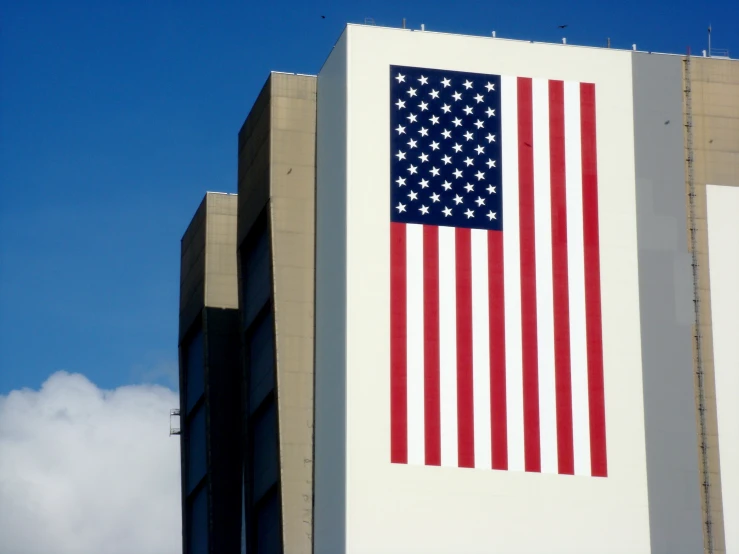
[0,371,182,554]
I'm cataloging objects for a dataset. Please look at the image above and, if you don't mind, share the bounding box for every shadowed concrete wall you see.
[632,52,703,554]
[237,72,317,554]
[685,55,739,554]
[178,193,241,554]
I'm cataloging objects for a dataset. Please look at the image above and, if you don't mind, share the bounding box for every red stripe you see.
[548,80,574,475]
[488,230,508,470]
[390,222,407,464]
[455,227,475,468]
[580,83,608,477]
[423,225,441,466]
[517,77,541,473]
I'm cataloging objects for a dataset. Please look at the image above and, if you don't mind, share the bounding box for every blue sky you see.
[1,0,737,394]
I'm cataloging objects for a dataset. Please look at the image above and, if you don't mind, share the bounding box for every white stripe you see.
[471,229,492,469]
[501,75,525,471]
[564,82,591,476]
[438,225,458,467]
[532,79,558,474]
[406,223,425,465]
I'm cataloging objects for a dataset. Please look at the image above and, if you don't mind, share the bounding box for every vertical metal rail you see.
[684,50,714,554]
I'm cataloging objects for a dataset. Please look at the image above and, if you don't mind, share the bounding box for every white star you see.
[407,138,418,149]
[419,205,430,215]
[396,202,406,212]
[408,164,418,174]
[486,133,496,143]
[418,101,429,111]
[395,73,406,83]
[396,176,406,187]
[452,143,463,153]
[487,210,497,220]
[419,127,429,137]
[475,170,485,181]
[474,120,484,129]
[441,77,451,88]
[429,89,440,99]
[485,82,495,92]
[441,129,452,139]
[419,179,430,188]
[441,103,452,113]
[486,184,497,194]
[474,93,485,104]
[453,168,463,179]
[430,166,440,177]
[443,206,453,217]
[465,208,475,218]
[396,125,406,135]
[475,145,485,155]
[452,117,463,127]
[463,105,473,116]
[407,113,417,123]
[395,99,406,109]
[453,194,464,205]
[441,180,452,191]
[464,131,474,141]
[430,192,441,203]
[463,79,474,89]
[464,182,475,193]
[429,115,440,125]
[486,107,496,117]
[486,159,496,169]
[430,141,440,151]
[442,155,452,165]
[464,156,474,167]
[475,196,486,207]
[419,152,429,163]
[418,75,429,85]
[408,190,418,200]
[407,87,418,97]
[452,91,462,101]
[396,150,406,160]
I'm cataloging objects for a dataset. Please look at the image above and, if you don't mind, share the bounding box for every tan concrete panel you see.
[266,72,317,554]
[206,192,239,215]
[273,234,314,273]
[270,72,317,101]
[271,164,316,200]
[683,55,739,553]
[272,129,316,167]
[276,370,314,409]
[271,196,315,234]
[273,265,313,303]
[204,274,239,309]
[272,97,317,131]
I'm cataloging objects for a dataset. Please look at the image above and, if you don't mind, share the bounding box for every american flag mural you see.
[389,65,607,477]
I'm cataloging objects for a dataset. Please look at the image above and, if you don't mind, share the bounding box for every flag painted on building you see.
[389,65,607,477]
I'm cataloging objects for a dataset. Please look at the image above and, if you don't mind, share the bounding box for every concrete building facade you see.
[178,192,242,554]
[176,25,738,554]
[236,72,317,554]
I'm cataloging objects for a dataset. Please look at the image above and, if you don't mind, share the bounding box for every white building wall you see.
[316,25,651,553]
[707,184,739,554]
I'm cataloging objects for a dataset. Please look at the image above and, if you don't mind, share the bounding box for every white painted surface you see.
[564,81,591,477]
[316,25,650,553]
[707,184,739,554]
[501,74,526,473]
[313,29,348,554]
[438,225,458,467]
